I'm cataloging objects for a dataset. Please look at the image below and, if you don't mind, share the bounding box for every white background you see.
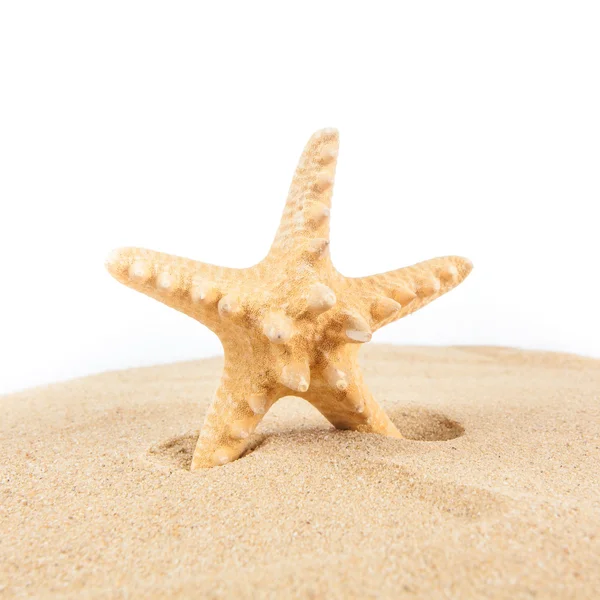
[1,2,599,395]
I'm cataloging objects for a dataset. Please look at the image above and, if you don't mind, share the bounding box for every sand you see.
[1,344,599,599]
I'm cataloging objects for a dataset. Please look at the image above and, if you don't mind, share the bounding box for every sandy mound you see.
[1,344,599,598]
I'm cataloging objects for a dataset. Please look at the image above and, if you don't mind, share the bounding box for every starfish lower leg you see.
[191,380,275,469]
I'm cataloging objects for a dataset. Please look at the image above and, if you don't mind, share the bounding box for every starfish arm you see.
[268,128,339,256]
[307,347,402,437]
[105,246,243,327]
[190,362,277,470]
[345,255,473,330]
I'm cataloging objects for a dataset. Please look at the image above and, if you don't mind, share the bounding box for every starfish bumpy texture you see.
[106,128,473,470]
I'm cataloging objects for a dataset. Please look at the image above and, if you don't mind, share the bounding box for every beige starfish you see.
[106,128,473,470]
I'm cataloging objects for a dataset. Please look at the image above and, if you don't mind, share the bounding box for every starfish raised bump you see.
[105,128,473,470]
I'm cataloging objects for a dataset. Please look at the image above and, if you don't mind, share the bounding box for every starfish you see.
[106,128,473,470]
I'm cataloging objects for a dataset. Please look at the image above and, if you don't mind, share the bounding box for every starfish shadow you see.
[388,406,464,441]
[147,407,464,471]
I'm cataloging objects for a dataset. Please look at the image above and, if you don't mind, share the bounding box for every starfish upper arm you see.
[268,128,339,257]
[105,246,244,328]
[344,255,473,331]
